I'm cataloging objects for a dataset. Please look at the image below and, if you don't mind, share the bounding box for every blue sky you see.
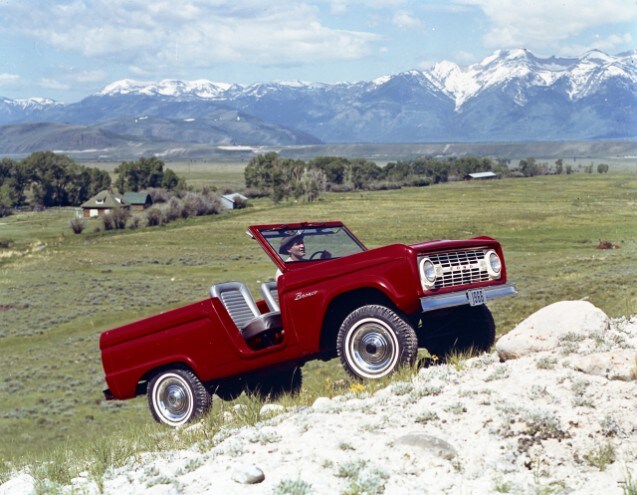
[0,0,635,102]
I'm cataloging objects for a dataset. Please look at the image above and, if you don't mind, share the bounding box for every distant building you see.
[464,171,498,180]
[221,193,248,210]
[123,191,153,212]
[80,190,129,218]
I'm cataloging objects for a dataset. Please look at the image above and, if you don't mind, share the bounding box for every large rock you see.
[570,350,637,381]
[496,301,609,361]
[231,464,265,484]
[0,474,35,495]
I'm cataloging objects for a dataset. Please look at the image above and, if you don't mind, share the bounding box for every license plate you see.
[467,288,486,306]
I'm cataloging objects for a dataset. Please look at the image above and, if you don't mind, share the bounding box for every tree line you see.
[0,152,184,217]
[244,153,613,203]
[244,153,499,203]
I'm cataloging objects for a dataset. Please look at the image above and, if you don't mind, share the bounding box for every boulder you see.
[231,464,265,484]
[394,433,457,460]
[496,301,609,361]
[570,349,637,381]
[0,474,35,495]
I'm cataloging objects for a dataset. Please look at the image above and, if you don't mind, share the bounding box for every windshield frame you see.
[248,221,367,273]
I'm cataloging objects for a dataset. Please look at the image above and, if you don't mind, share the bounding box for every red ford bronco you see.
[100,221,516,426]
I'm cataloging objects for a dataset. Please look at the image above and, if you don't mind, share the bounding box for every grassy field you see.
[1,169,636,477]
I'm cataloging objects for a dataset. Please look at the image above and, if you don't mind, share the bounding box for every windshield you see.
[260,226,366,264]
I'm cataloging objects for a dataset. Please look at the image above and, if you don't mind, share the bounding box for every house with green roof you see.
[80,190,129,218]
[123,191,153,212]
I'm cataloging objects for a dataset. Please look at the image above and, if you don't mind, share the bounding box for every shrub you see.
[146,207,163,227]
[128,216,141,229]
[112,208,130,229]
[242,188,270,199]
[102,209,130,230]
[69,218,85,234]
[163,197,184,222]
[182,191,221,217]
[101,212,115,231]
[147,187,172,204]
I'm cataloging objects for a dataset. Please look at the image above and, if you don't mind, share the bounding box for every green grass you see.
[1,171,636,471]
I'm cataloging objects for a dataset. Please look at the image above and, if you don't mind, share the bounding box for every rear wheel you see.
[421,305,496,358]
[147,369,212,427]
[337,305,418,380]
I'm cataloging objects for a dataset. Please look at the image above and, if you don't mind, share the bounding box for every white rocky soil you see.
[4,301,637,495]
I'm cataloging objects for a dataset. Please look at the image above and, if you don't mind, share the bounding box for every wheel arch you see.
[137,361,197,396]
[319,287,397,358]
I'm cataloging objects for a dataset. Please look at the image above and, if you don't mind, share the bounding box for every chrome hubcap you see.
[155,375,193,424]
[347,318,399,378]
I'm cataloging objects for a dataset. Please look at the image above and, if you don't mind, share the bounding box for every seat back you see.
[260,281,280,312]
[210,282,259,330]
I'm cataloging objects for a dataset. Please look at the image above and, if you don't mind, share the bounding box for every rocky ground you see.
[3,301,637,495]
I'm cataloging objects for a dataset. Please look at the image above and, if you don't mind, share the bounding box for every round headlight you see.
[420,258,437,287]
[485,250,502,278]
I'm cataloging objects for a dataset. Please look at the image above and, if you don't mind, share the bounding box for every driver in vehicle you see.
[275,232,331,279]
[276,233,305,279]
[279,233,306,262]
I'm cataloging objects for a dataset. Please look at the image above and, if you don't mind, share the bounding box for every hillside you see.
[3,302,637,494]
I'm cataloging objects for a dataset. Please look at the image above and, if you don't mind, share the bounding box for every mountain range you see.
[0,49,635,158]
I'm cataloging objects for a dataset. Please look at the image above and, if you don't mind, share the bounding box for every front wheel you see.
[147,369,212,427]
[337,305,418,380]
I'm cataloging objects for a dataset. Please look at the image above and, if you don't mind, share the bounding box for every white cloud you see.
[558,33,634,57]
[0,73,20,86]
[76,70,109,83]
[1,0,382,73]
[393,11,423,29]
[39,78,71,91]
[457,0,637,52]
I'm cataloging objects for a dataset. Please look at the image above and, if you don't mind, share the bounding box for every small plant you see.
[485,365,510,382]
[69,217,85,234]
[445,347,477,372]
[493,477,513,493]
[444,402,467,415]
[30,449,75,488]
[535,356,558,370]
[391,382,413,396]
[601,415,623,437]
[349,382,366,394]
[338,441,355,451]
[622,470,637,495]
[336,460,368,479]
[583,440,616,471]
[336,460,388,495]
[272,478,313,495]
[0,462,11,485]
[415,410,439,425]
[87,437,134,493]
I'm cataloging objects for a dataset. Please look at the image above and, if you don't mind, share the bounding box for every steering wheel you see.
[309,250,331,260]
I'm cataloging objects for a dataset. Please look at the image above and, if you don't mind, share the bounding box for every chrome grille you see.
[422,249,490,289]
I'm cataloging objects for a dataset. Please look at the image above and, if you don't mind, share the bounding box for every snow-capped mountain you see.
[99,79,238,99]
[0,48,635,149]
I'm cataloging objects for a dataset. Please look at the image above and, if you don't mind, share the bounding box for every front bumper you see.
[420,283,517,312]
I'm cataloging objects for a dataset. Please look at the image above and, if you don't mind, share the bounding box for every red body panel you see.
[100,222,510,400]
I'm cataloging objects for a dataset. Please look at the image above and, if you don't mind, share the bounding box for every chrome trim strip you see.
[420,283,518,312]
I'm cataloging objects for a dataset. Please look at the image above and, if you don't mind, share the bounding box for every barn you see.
[123,191,153,212]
